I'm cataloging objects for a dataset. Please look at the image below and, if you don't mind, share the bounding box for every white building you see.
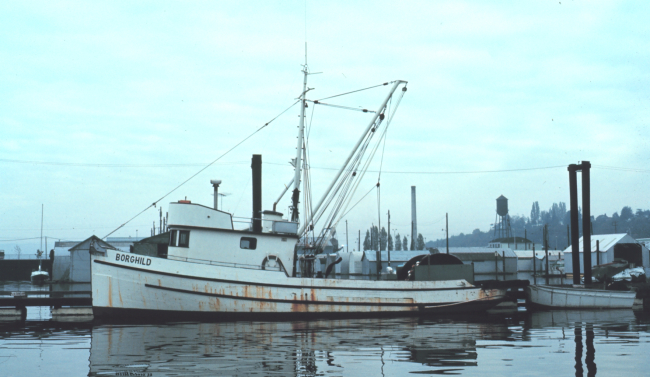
[513,249,563,275]
[563,233,650,274]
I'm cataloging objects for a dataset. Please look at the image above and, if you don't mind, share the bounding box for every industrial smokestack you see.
[411,186,417,250]
[251,154,262,233]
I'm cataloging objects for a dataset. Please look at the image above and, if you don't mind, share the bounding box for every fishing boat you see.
[90,60,507,319]
[31,261,49,285]
[527,285,636,309]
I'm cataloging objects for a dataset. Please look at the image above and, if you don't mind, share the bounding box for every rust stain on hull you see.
[107,277,113,308]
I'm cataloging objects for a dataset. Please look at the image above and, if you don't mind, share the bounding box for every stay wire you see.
[316,82,394,101]
[331,87,405,233]
[318,113,385,238]
[307,100,376,114]
[103,100,300,239]
[312,125,376,246]
[340,184,377,219]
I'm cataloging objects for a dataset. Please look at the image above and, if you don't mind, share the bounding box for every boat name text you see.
[116,253,152,266]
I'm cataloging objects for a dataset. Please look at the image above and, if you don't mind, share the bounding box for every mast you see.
[298,80,405,236]
[40,204,43,258]
[291,45,309,223]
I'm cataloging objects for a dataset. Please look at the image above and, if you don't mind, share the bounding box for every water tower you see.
[493,195,512,239]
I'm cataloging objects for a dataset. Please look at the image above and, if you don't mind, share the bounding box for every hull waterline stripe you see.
[143,284,501,307]
[93,259,479,292]
[145,284,419,306]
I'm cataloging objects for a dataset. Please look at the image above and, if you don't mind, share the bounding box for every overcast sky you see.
[2,1,649,254]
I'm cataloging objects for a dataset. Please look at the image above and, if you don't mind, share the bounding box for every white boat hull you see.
[91,250,506,319]
[527,285,636,309]
[31,271,49,285]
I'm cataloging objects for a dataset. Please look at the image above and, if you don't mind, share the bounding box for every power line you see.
[267,162,567,174]
[1,158,568,174]
[593,165,650,173]
[0,158,248,168]
[0,237,42,242]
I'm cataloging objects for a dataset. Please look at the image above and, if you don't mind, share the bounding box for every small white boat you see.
[527,285,636,309]
[31,262,49,285]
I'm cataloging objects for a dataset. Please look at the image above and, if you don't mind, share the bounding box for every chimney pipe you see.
[210,179,221,210]
[251,154,262,233]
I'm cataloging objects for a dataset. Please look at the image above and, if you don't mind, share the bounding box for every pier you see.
[0,290,92,321]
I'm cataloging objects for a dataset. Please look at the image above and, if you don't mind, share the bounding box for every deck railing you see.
[167,255,263,271]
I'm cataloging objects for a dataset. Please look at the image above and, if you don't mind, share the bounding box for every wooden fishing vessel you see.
[91,59,506,319]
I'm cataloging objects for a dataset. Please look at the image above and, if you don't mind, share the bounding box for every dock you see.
[0,290,93,322]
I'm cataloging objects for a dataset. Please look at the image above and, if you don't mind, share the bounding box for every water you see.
[2,282,650,376]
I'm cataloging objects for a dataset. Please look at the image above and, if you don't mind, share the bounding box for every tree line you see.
[362,225,426,251]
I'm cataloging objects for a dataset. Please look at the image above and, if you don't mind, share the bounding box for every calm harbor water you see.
[2,282,650,376]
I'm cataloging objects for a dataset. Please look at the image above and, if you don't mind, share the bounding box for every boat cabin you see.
[165,200,299,275]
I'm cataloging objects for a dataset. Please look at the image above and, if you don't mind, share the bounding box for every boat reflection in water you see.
[88,317,512,376]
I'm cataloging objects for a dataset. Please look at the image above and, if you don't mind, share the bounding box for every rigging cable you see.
[329,84,407,236]
[103,99,300,239]
[307,100,375,113]
[316,82,394,101]
[313,83,408,251]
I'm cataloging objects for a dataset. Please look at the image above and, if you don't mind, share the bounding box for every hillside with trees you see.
[428,203,650,250]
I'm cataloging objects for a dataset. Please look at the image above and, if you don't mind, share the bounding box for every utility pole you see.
[544,224,549,285]
[524,228,527,250]
[358,230,360,251]
[533,243,537,285]
[346,220,349,253]
[446,213,449,254]
[613,221,617,233]
[387,210,391,266]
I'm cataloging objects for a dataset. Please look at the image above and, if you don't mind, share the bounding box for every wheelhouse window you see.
[240,237,257,250]
[169,230,178,246]
[178,230,190,248]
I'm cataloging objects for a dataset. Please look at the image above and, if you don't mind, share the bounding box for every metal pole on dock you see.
[581,161,592,284]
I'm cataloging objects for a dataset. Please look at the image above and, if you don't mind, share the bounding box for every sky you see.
[1,1,649,255]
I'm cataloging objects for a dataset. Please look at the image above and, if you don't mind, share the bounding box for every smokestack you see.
[210,180,222,210]
[251,154,262,232]
[411,186,417,249]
